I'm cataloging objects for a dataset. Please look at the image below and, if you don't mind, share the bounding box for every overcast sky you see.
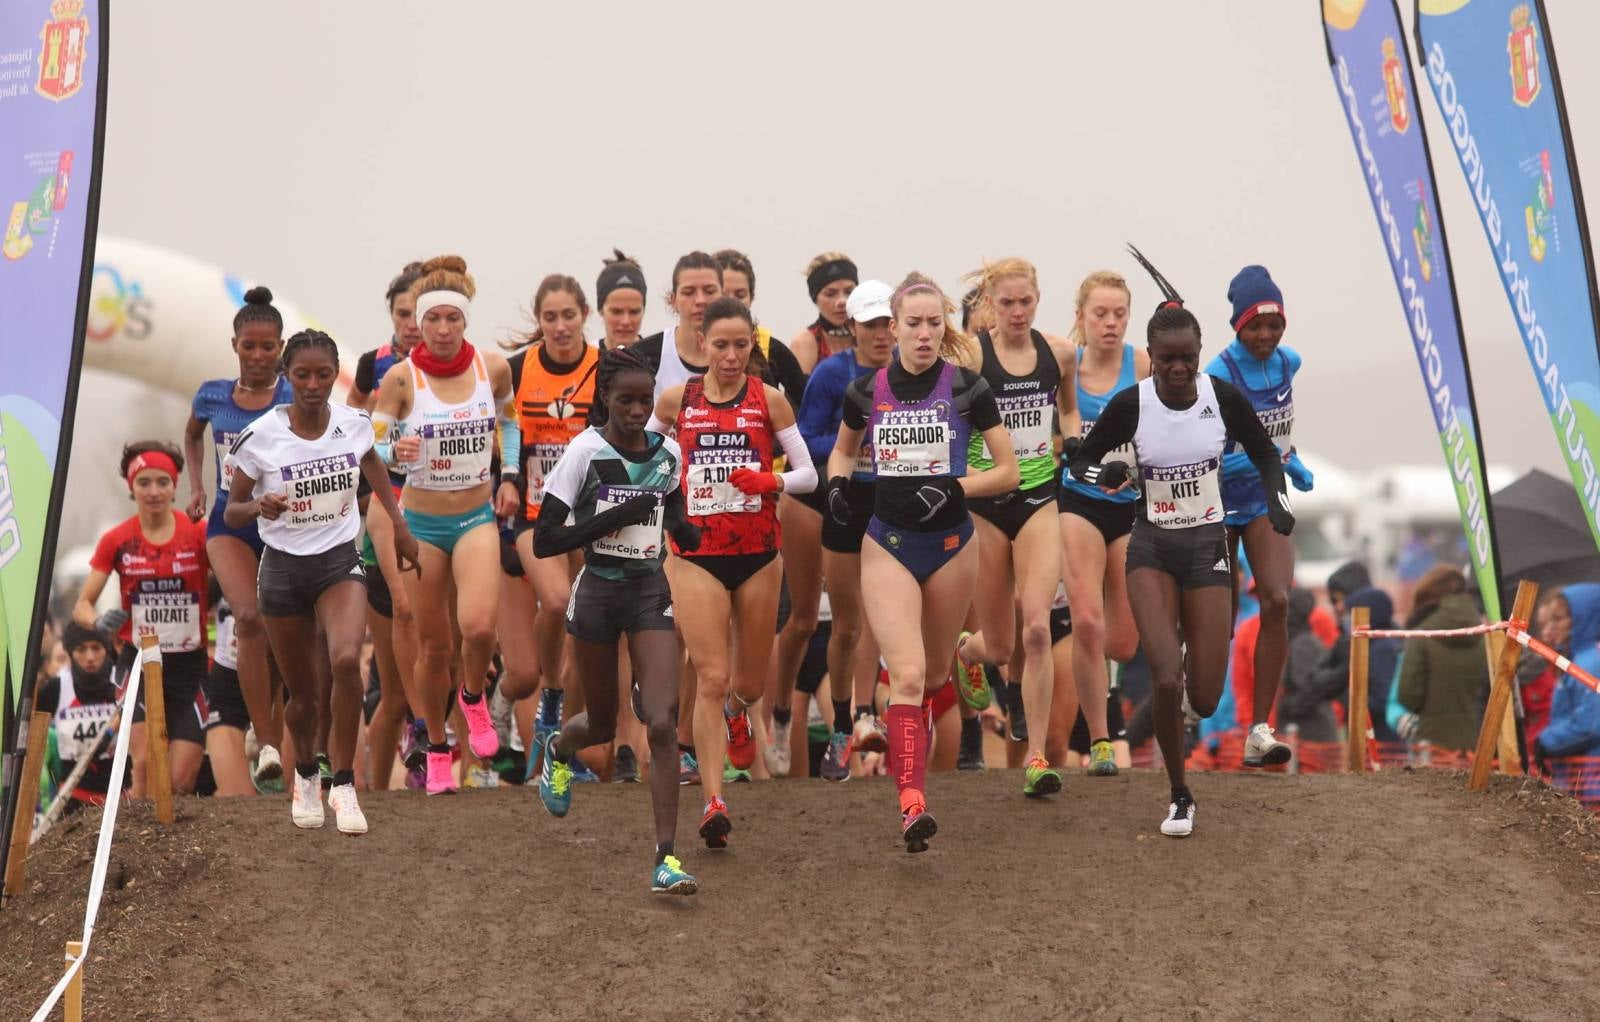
[94,0,1599,486]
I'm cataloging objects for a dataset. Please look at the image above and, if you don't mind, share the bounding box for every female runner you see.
[1068,304,1293,835]
[595,249,646,352]
[183,286,293,783]
[711,249,808,399]
[226,330,418,832]
[1056,269,1147,776]
[827,272,1018,852]
[950,258,1075,798]
[786,251,858,373]
[535,346,703,894]
[75,441,210,795]
[649,297,816,847]
[1203,264,1315,767]
[372,255,521,794]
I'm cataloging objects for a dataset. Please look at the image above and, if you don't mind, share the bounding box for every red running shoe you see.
[899,788,937,853]
[724,704,756,771]
[699,796,732,850]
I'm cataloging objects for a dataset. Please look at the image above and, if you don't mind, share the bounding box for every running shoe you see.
[457,687,501,760]
[316,752,333,792]
[955,633,992,711]
[489,684,515,750]
[254,743,283,785]
[1088,739,1119,777]
[678,750,701,786]
[820,732,851,782]
[403,763,427,791]
[630,679,645,724]
[1243,723,1292,767]
[699,796,732,850]
[291,771,325,829]
[613,745,640,783]
[327,783,368,835]
[651,854,698,896]
[425,749,457,796]
[1160,792,1197,838]
[957,718,985,771]
[723,757,751,784]
[1022,754,1062,798]
[1181,688,1202,728]
[899,789,936,853]
[464,766,500,788]
[1004,675,1028,743]
[570,757,601,784]
[724,703,757,771]
[402,718,428,771]
[763,716,792,777]
[539,734,573,817]
[852,713,889,755]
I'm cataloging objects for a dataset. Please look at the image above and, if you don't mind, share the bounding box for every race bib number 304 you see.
[593,485,664,560]
[280,453,359,529]
[1142,458,1222,529]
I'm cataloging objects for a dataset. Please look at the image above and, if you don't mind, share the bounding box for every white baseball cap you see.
[846,279,893,323]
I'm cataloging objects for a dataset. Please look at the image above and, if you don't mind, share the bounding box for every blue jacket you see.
[1537,643,1600,758]
[797,350,878,472]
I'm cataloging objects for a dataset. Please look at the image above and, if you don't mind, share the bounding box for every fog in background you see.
[72,0,1600,550]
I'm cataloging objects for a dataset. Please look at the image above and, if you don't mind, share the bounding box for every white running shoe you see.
[490,685,514,749]
[1160,793,1196,838]
[851,713,889,755]
[255,743,283,784]
[327,783,368,835]
[1243,723,1292,767]
[291,772,324,829]
[1180,690,1202,728]
[763,716,792,777]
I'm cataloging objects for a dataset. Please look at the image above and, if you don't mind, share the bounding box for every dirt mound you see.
[4,769,1598,1021]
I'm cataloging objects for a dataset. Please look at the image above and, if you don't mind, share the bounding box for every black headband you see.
[806,259,858,302]
[597,263,646,308]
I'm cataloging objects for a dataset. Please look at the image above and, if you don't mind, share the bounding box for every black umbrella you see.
[1491,468,1600,598]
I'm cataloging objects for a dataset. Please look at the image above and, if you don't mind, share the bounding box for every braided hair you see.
[281,329,341,372]
[1146,304,1201,344]
[233,286,283,335]
[595,344,654,398]
[1125,243,1184,311]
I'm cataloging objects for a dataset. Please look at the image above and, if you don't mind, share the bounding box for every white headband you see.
[415,290,470,325]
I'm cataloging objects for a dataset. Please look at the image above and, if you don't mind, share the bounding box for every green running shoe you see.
[955,632,992,711]
[1023,754,1062,798]
[652,854,698,895]
[1088,739,1119,776]
[538,733,573,817]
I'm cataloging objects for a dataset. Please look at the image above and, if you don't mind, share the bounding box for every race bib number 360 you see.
[280,453,358,529]
[417,419,494,488]
[593,485,663,560]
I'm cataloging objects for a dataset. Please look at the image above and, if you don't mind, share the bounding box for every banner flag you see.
[0,0,107,875]
[1417,0,1600,565]
[1322,0,1503,617]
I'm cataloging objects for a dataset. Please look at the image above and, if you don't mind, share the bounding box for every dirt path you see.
[4,769,1598,1021]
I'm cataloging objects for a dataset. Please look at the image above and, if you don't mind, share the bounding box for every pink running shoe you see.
[458,688,501,759]
[425,750,457,795]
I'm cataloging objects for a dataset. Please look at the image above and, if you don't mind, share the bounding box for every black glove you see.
[613,493,659,528]
[825,476,852,526]
[1266,488,1296,536]
[1080,459,1129,491]
[94,608,129,637]
[670,520,702,553]
[1061,435,1082,461]
[912,483,951,523]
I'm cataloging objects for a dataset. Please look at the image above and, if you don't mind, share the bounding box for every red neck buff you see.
[411,339,476,378]
[126,451,178,490]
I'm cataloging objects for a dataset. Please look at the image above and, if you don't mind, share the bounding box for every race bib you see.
[1257,400,1294,456]
[415,417,494,489]
[280,453,359,530]
[853,442,874,477]
[1142,458,1223,529]
[217,429,242,489]
[524,442,566,513]
[685,443,760,517]
[132,588,202,652]
[873,415,950,477]
[987,393,1053,463]
[55,704,116,763]
[592,485,664,560]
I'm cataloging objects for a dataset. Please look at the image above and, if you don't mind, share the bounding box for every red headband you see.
[126,451,178,490]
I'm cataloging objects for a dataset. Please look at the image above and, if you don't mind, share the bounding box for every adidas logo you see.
[663,603,674,618]
[331,426,347,438]
[1198,406,1216,419]
[349,562,366,577]
[1213,557,1228,572]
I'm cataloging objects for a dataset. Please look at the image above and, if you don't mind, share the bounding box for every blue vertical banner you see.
[1322,0,1502,618]
[0,0,107,874]
[1417,0,1600,562]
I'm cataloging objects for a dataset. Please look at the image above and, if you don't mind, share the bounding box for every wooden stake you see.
[141,635,175,825]
[64,940,84,1022]
[1469,580,1539,792]
[1345,606,1370,773]
[1485,630,1523,776]
[2,710,51,906]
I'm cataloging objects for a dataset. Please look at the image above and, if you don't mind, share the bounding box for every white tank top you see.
[403,351,496,491]
[652,325,699,411]
[52,668,117,765]
[1132,375,1227,529]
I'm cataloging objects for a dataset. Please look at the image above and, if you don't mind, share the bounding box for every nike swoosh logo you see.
[1275,389,1290,402]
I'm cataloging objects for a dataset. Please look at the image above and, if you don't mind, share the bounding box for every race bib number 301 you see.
[279,453,359,529]
[593,485,664,559]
